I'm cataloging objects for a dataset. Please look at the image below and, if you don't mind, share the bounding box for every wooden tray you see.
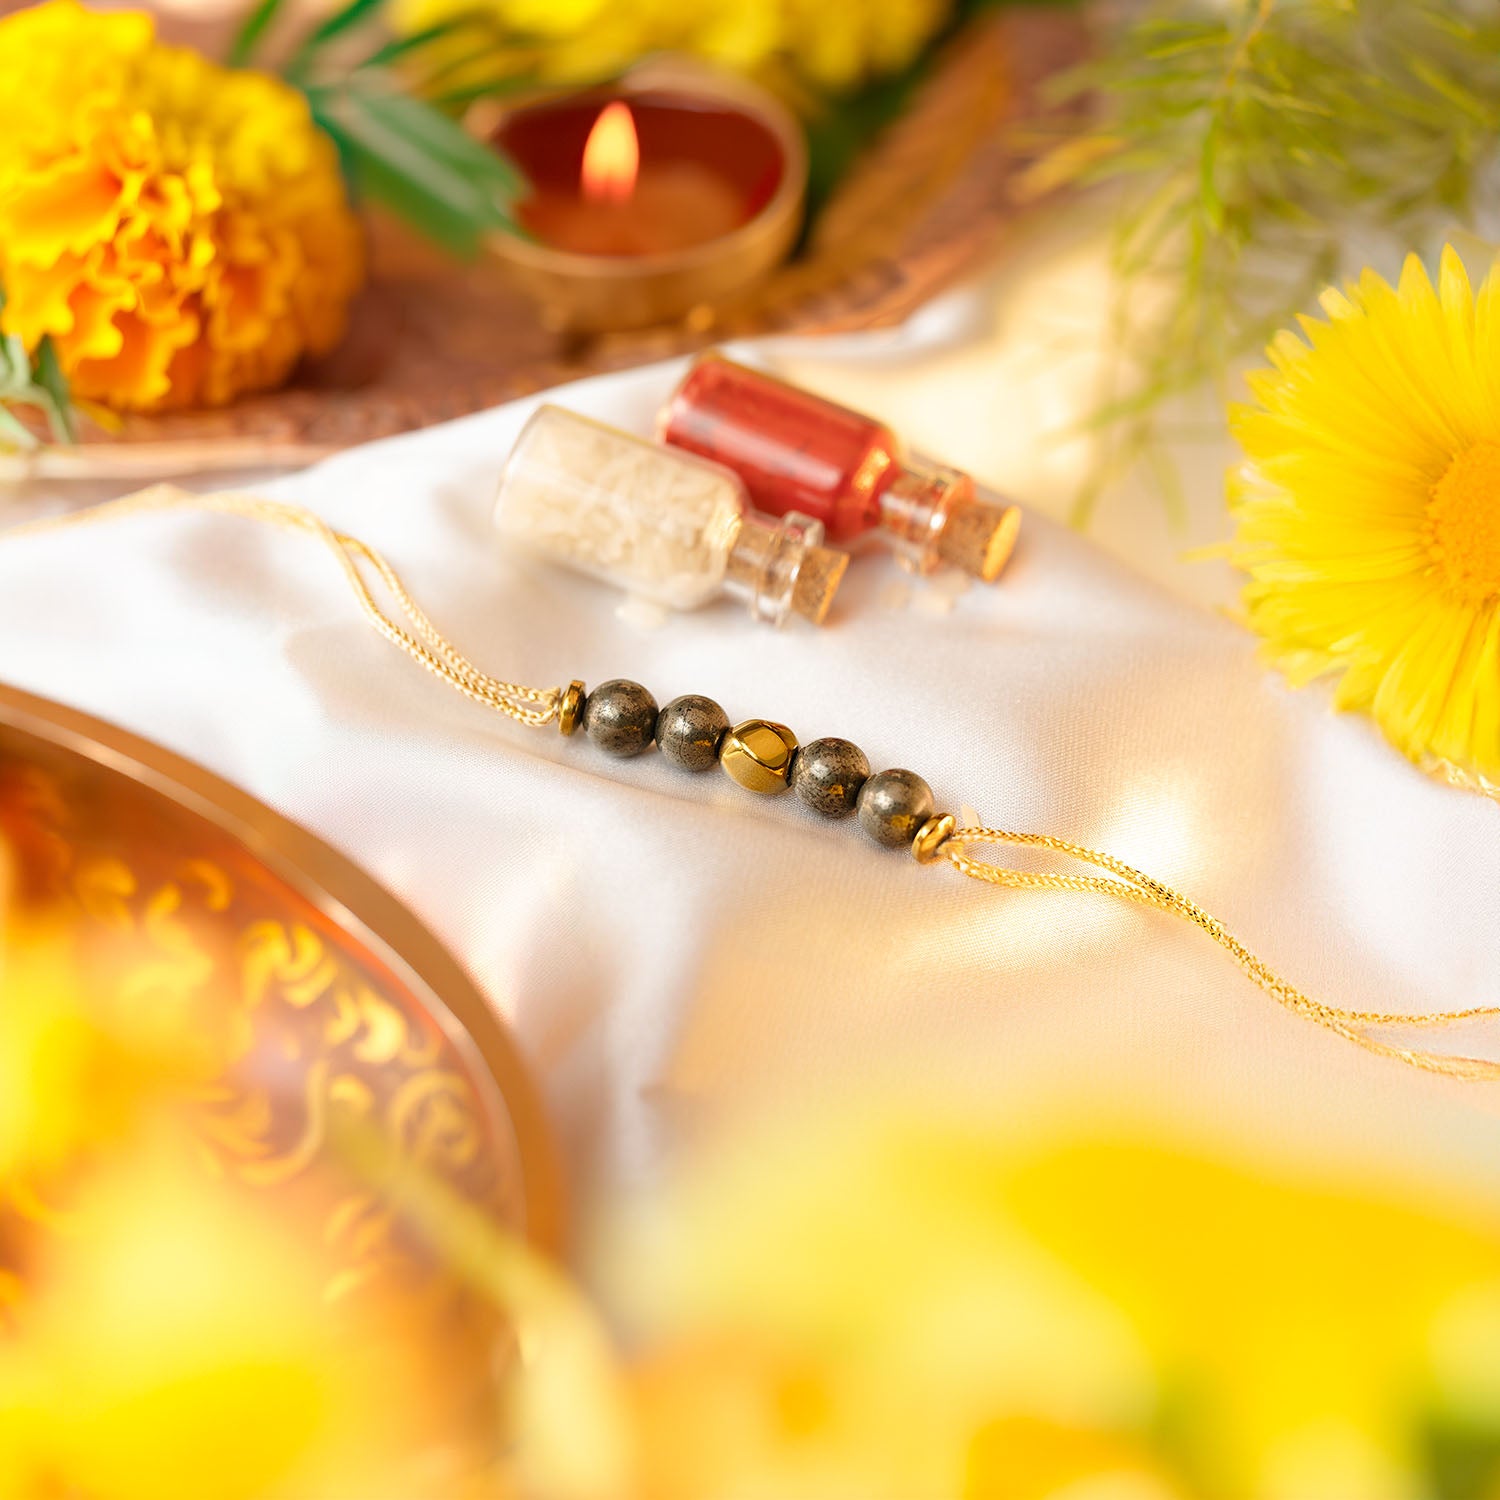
[16,6,1088,479]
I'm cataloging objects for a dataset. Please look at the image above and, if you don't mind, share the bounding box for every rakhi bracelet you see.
[565,677,956,859]
[12,484,1500,1082]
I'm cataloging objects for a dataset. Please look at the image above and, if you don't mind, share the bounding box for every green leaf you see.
[310,80,526,256]
[0,335,27,391]
[803,68,920,229]
[354,74,525,192]
[359,19,471,70]
[0,404,38,452]
[1198,121,1224,233]
[228,0,285,68]
[0,280,79,445]
[34,337,75,444]
[286,0,387,76]
[309,0,387,47]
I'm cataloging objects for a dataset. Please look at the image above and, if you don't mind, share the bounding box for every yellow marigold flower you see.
[0,0,363,413]
[1230,247,1500,791]
[389,0,953,95]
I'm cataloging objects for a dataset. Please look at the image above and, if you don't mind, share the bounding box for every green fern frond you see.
[1060,0,1500,525]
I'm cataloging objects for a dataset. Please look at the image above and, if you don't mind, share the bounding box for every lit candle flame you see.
[581,101,640,205]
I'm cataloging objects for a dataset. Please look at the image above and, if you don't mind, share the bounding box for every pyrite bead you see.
[791,737,869,818]
[582,679,658,757]
[657,694,730,772]
[857,768,935,848]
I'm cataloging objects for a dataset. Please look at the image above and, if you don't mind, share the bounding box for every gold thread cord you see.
[7,484,559,728]
[945,828,1500,1081]
[9,486,1495,1079]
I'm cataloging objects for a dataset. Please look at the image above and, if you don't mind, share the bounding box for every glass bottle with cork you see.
[493,405,847,627]
[658,353,1020,583]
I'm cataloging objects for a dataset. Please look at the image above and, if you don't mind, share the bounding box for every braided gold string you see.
[8,484,1496,1079]
[7,484,560,728]
[945,828,1500,1081]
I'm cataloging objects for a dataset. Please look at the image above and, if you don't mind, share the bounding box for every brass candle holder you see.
[475,58,807,334]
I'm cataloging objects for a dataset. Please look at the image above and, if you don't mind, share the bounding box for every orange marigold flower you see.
[0,0,364,412]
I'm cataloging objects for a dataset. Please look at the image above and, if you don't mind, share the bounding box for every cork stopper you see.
[790,542,850,625]
[877,458,1019,582]
[936,498,1021,583]
[726,510,849,627]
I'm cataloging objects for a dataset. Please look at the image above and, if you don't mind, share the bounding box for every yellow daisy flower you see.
[1229,247,1500,791]
[0,0,363,413]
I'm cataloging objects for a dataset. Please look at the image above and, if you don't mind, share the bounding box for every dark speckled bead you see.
[657,694,730,772]
[582,679,658,757]
[791,737,869,818]
[857,768,934,848]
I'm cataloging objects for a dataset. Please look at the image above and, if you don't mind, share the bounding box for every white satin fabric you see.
[3,294,1500,1239]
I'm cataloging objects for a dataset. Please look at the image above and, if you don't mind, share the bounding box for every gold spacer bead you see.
[720,719,798,794]
[557,680,586,736]
[911,813,957,864]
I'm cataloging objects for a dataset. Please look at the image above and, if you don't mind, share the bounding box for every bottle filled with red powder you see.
[658,354,1020,582]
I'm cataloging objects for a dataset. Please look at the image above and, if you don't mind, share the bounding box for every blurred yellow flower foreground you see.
[8,785,1500,1500]
[1230,247,1500,791]
[602,1107,1500,1500]
[0,0,363,412]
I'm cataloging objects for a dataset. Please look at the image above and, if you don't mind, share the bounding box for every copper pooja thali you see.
[0,681,563,1261]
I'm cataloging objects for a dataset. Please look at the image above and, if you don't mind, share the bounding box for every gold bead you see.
[911,813,956,864]
[720,719,798,794]
[557,680,585,736]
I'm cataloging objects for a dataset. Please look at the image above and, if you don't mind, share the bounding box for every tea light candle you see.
[518,100,748,257]
[478,60,806,333]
